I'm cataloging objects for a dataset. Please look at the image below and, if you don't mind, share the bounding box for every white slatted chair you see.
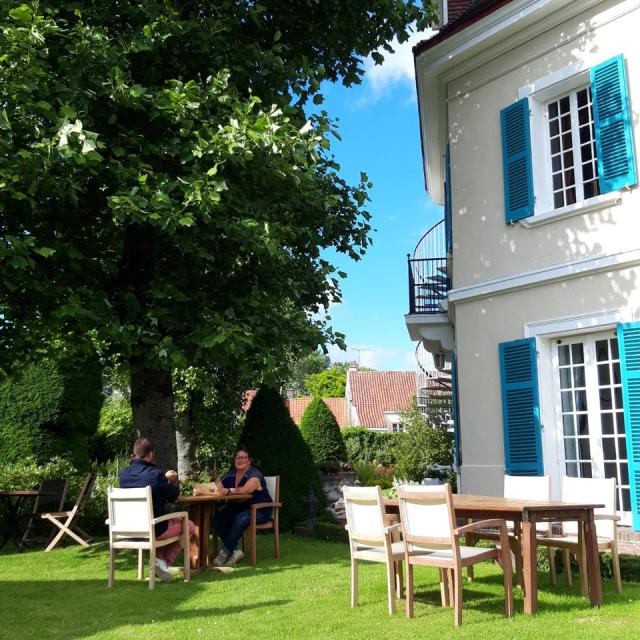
[343,485,404,615]
[537,476,621,594]
[107,486,190,590]
[398,484,514,627]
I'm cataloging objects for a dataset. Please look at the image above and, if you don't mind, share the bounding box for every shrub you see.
[91,395,133,462]
[394,399,454,483]
[299,397,347,470]
[342,427,399,466]
[353,461,394,489]
[239,386,324,530]
[0,355,103,468]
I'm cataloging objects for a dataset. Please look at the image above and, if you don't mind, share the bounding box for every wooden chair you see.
[537,476,622,594]
[41,473,95,552]
[243,475,281,567]
[398,484,514,627]
[21,479,68,546]
[343,485,404,615]
[107,486,191,590]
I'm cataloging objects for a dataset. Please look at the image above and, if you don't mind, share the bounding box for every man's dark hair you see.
[133,437,154,459]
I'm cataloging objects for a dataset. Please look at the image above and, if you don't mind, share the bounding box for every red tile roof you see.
[285,397,348,429]
[348,371,417,429]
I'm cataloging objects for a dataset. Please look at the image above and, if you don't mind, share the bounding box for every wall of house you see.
[447,0,640,289]
[456,265,640,495]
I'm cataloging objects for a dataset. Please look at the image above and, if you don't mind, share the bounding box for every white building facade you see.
[409,0,640,529]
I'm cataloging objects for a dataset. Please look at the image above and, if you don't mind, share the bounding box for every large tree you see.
[0,1,434,468]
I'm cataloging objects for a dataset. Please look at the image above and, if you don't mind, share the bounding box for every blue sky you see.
[317,30,442,371]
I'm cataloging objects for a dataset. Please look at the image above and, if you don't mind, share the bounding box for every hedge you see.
[341,427,400,466]
[300,397,346,470]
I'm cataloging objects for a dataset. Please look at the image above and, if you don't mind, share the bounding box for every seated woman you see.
[212,447,272,566]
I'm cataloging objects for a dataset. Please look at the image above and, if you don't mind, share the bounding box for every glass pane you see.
[575,389,587,411]
[566,187,576,205]
[582,144,593,161]
[561,114,571,131]
[561,391,574,412]
[579,438,591,459]
[603,437,616,460]
[566,462,578,477]
[601,412,614,434]
[621,464,629,485]
[551,137,561,155]
[552,155,562,172]
[584,180,597,199]
[579,125,590,144]
[553,173,564,190]
[620,437,627,459]
[558,345,570,365]
[597,363,610,386]
[581,462,592,478]
[564,438,577,460]
[572,343,584,363]
[613,363,621,385]
[550,119,559,137]
[578,105,588,124]
[614,387,623,409]
[600,388,612,410]
[622,489,631,512]
[595,339,609,361]
[560,96,570,113]
[549,101,558,118]
[560,368,572,389]
[577,413,589,435]
[604,462,618,479]
[583,162,593,180]
[563,414,575,436]
[565,168,575,187]
[554,192,565,209]
[573,366,585,387]
[611,339,619,360]
[616,411,626,434]
[577,89,588,108]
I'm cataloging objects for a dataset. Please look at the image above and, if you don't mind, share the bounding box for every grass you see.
[1,535,640,640]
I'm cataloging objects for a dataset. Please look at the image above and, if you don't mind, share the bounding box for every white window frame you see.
[517,62,622,227]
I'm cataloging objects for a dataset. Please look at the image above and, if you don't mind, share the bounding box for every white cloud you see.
[362,28,435,103]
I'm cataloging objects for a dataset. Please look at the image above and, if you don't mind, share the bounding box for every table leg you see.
[201,503,211,568]
[189,503,203,570]
[583,509,602,606]
[522,520,538,614]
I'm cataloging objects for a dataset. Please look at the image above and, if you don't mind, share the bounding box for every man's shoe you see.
[154,558,174,583]
[225,550,244,566]
[213,549,230,567]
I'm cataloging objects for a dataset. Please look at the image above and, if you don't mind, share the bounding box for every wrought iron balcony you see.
[407,219,450,314]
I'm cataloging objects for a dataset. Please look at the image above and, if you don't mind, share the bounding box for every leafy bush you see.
[353,461,394,489]
[342,427,400,466]
[305,366,347,397]
[394,399,454,483]
[239,386,324,530]
[300,397,347,470]
[91,395,133,462]
[0,355,103,468]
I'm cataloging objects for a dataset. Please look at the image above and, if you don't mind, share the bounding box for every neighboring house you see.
[408,0,640,530]
[285,396,349,429]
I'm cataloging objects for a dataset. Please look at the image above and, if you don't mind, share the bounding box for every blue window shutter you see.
[500,98,534,223]
[617,322,640,531]
[444,144,452,253]
[499,338,543,475]
[451,351,461,468]
[591,55,637,193]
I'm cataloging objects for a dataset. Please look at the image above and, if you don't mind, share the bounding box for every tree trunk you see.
[130,366,177,470]
[175,399,196,478]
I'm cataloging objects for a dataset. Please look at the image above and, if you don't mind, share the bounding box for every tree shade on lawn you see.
[0,1,436,469]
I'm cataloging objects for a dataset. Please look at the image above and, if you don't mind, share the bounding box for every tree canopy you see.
[0,1,435,466]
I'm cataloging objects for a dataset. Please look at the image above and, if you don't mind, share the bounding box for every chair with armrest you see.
[243,475,281,567]
[537,476,621,594]
[107,486,190,590]
[21,479,68,546]
[343,485,404,615]
[398,483,513,627]
[41,473,94,552]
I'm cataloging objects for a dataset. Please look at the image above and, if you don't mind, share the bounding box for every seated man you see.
[119,437,198,582]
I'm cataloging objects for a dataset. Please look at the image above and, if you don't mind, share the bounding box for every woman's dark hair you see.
[233,446,252,460]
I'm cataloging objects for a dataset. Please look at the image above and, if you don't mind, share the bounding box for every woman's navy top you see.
[220,466,273,517]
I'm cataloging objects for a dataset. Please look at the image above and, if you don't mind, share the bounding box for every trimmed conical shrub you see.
[300,398,346,470]
[239,386,324,529]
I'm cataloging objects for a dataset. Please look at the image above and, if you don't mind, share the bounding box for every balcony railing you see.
[407,219,449,314]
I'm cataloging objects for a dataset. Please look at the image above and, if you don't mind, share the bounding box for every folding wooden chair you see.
[107,486,191,590]
[22,479,68,546]
[243,475,281,567]
[41,473,95,552]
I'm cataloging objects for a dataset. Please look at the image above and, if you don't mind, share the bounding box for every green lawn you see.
[1,535,639,640]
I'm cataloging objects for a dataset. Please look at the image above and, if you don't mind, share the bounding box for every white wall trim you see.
[524,309,627,339]
[448,247,640,304]
[520,192,623,228]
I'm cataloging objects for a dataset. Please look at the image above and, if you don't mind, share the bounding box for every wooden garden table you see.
[177,493,248,570]
[385,494,603,614]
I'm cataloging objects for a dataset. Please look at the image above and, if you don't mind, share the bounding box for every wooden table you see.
[177,493,248,570]
[0,490,52,552]
[385,494,604,614]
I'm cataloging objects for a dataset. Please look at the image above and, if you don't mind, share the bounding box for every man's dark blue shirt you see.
[119,459,179,536]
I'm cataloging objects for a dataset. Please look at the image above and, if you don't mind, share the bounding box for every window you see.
[547,87,600,210]
[501,54,637,224]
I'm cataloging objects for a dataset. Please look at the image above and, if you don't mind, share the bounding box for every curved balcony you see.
[407,219,449,314]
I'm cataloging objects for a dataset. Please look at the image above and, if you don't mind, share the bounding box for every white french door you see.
[552,331,631,524]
